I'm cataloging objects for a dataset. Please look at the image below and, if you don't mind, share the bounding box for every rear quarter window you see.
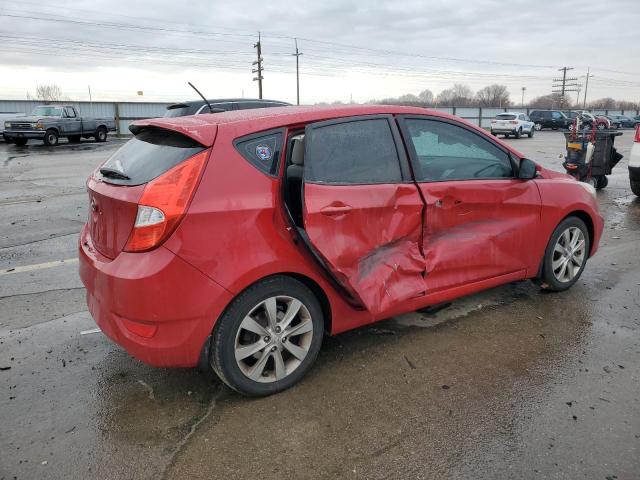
[98,128,205,185]
[233,129,283,176]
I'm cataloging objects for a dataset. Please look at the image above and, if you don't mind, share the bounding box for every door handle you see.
[320,204,353,216]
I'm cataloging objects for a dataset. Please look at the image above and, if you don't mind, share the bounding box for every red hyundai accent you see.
[79,105,603,395]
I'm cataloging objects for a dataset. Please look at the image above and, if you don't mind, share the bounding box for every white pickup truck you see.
[3,105,116,146]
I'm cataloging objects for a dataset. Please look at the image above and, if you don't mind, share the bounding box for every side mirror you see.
[518,158,537,180]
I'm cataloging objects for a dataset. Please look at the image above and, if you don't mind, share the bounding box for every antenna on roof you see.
[187,82,214,113]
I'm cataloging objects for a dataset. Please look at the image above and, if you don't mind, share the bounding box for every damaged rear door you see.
[302,115,425,316]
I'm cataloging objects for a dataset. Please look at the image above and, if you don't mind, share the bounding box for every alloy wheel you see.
[234,295,313,383]
[552,227,586,283]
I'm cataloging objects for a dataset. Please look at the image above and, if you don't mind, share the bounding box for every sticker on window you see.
[234,131,282,176]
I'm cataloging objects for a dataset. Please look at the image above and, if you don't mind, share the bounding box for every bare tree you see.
[436,84,475,106]
[588,97,617,109]
[476,84,510,107]
[529,93,567,109]
[34,84,64,104]
[418,89,434,105]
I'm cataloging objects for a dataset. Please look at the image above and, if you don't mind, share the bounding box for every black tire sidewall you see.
[211,276,324,396]
[96,128,107,142]
[541,217,590,291]
[44,130,58,146]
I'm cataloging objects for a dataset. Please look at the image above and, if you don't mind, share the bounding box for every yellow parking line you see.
[0,258,79,276]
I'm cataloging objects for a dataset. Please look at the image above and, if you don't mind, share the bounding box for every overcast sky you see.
[0,0,638,104]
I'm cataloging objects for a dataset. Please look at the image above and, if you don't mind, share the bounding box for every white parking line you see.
[0,258,79,276]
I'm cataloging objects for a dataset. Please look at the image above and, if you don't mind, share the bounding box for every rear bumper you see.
[3,130,45,139]
[491,127,518,133]
[78,224,233,367]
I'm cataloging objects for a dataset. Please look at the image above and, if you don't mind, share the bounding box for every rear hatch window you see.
[495,114,516,120]
[98,128,204,186]
[164,104,196,117]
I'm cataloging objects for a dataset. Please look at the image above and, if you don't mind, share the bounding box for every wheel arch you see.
[197,271,333,371]
[536,209,595,279]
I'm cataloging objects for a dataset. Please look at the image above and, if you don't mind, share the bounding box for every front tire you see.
[210,276,324,396]
[534,123,543,131]
[540,217,590,292]
[528,127,534,138]
[514,128,522,139]
[43,129,59,146]
[630,179,640,196]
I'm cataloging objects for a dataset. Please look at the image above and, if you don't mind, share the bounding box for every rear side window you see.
[164,105,197,117]
[305,118,402,184]
[496,114,516,120]
[234,130,283,176]
[99,128,204,185]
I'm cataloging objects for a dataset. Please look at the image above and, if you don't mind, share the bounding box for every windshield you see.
[495,114,516,120]
[31,106,63,117]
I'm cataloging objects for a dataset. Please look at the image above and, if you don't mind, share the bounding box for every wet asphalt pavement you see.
[0,132,639,480]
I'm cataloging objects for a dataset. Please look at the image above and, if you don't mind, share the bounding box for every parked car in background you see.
[3,105,116,146]
[629,126,640,196]
[563,111,580,121]
[0,112,26,139]
[608,114,636,128]
[600,115,621,129]
[576,112,610,130]
[529,110,571,130]
[79,105,603,396]
[490,112,535,138]
[164,98,290,117]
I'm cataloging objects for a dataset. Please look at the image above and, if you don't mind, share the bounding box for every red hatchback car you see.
[79,105,603,395]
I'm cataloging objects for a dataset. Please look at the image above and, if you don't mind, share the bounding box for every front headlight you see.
[578,180,597,198]
[33,122,44,130]
[4,122,9,128]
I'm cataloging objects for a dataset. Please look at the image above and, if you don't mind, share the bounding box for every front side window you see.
[552,112,563,119]
[403,118,513,182]
[305,118,402,184]
[64,107,76,118]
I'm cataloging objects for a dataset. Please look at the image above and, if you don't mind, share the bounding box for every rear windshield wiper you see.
[99,167,130,180]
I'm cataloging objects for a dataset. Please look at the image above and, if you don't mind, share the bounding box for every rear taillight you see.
[124,149,208,252]
[509,120,518,124]
[635,125,640,142]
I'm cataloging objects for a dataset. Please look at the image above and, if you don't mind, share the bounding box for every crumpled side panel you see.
[303,183,425,316]
[419,180,541,293]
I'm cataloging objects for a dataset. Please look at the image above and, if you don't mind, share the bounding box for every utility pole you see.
[88,85,92,103]
[582,68,594,109]
[252,32,264,99]
[521,86,526,107]
[552,67,579,108]
[291,38,302,105]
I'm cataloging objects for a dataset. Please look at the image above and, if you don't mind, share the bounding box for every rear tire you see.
[540,216,590,292]
[13,138,27,146]
[95,127,107,142]
[515,128,522,139]
[43,129,59,146]
[210,275,324,396]
[630,179,640,196]
[534,123,543,131]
